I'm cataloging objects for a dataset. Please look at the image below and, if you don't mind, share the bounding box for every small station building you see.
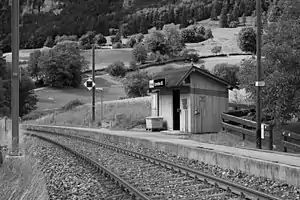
[148,65,234,133]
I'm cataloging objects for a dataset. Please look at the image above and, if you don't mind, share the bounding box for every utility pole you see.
[11,0,20,155]
[255,0,262,149]
[92,45,96,122]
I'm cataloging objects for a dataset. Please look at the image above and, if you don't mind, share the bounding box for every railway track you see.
[26,129,283,200]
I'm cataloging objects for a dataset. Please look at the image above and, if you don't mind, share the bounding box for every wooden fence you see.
[220,113,274,150]
[282,131,300,153]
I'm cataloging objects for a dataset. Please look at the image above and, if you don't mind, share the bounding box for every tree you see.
[126,36,137,48]
[38,41,88,88]
[79,31,96,49]
[162,23,185,56]
[237,27,256,54]
[211,46,222,55]
[143,30,169,55]
[27,50,42,82]
[210,0,218,20]
[238,5,300,125]
[212,63,240,86]
[94,34,107,46]
[132,43,147,64]
[107,61,127,77]
[122,71,152,98]
[219,2,229,28]
[111,32,122,44]
[0,51,38,117]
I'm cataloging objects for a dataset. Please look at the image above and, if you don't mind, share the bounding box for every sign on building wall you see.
[149,79,165,88]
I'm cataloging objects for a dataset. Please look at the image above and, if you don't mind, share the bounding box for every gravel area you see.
[40,134,239,200]
[28,136,130,200]
[33,131,300,200]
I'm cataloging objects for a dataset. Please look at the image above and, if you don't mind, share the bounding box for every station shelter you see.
[148,65,235,133]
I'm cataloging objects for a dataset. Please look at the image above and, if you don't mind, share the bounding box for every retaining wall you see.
[22,124,300,187]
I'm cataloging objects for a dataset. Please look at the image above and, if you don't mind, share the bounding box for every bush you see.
[132,43,147,64]
[94,34,107,46]
[229,21,239,28]
[107,61,127,77]
[211,46,222,55]
[185,52,199,62]
[79,31,96,49]
[212,63,240,85]
[112,42,122,49]
[38,42,88,88]
[44,36,55,47]
[55,35,78,44]
[237,27,256,54]
[181,28,196,43]
[61,99,84,111]
[122,71,152,98]
[135,33,144,43]
[143,30,169,55]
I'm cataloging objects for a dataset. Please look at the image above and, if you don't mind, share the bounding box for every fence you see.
[282,131,300,153]
[220,112,274,150]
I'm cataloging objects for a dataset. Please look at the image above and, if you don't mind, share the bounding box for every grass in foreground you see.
[0,130,49,200]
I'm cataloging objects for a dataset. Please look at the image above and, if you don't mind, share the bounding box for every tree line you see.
[0,0,268,52]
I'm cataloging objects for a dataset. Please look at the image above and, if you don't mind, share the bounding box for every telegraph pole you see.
[255,0,262,149]
[11,0,20,155]
[92,45,96,122]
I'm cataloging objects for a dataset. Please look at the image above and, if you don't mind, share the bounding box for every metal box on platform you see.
[146,116,164,131]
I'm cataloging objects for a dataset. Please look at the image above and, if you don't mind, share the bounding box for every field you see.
[3,18,255,113]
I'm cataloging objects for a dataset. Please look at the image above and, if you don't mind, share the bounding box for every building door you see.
[173,89,180,130]
[195,96,206,133]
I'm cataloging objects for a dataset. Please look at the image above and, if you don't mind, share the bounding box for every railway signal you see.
[84,78,95,91]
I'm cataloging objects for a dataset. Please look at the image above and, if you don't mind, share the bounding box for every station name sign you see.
[149,79,165,88]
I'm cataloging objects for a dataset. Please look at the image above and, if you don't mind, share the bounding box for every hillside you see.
[0,0,269,53]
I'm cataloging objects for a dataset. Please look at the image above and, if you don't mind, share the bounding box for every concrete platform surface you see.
[76,127,300,167]
[22,124,300,186]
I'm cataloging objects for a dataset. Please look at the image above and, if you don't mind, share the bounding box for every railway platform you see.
[22,124,300,187]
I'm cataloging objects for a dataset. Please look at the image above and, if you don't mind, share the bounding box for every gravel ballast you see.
[28,136,130,200]
[34,131,300,200]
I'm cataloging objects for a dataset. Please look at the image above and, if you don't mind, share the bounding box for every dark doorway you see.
[173,89,180,130]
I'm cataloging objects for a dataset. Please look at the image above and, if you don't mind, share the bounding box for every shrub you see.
[107,61,127,77]
[112,42,122,49]
[61,99,84,111]
[79,31,96,49]
[122,71,152,98]
[211,46,222,55]
[55,35,78,44]
[38,42,88,88]
[229,21,239,28]
[181,28,196,43]
[212,63,240,85]
[94,34,107,46]
[237,27,256,54]
[185,52,199,62]
[44,36,55,47]
[132,43,147,64]
[27,50,42,82]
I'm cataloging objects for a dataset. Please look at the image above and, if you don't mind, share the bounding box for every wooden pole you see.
[11,0,20,156]
[92,46,95,122]
[256,0,262,149]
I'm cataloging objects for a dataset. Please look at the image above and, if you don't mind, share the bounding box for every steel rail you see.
[26,132,151,200]
[26,129,283,200]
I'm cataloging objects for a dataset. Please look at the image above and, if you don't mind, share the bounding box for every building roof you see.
[153,65,236,89]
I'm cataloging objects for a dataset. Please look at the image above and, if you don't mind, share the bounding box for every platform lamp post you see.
[255,0,263,149]
[11,0,21,155]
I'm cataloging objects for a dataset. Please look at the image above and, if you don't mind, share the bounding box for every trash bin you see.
[146,116,163,131]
